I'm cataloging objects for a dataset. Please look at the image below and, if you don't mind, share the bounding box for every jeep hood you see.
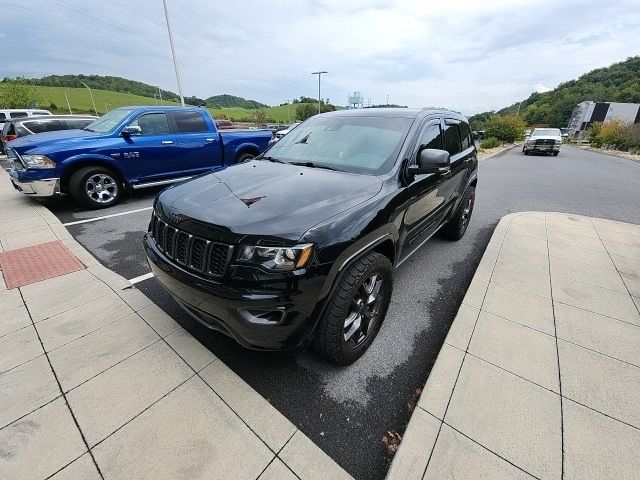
[156,160,383,242]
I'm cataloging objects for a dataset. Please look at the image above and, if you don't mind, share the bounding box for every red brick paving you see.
[0,240,85,289]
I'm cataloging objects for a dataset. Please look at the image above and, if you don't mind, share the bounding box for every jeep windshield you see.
[266,115,411,175]
[84,108,133,133]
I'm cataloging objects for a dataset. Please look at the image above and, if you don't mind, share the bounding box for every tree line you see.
[470,56,640,129]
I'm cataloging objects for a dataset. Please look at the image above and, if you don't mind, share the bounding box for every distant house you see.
[567,101,640,137]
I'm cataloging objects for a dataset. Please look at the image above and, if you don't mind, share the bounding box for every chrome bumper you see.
[10,176,61,197]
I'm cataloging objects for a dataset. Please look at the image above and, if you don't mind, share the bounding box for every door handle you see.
[205,138,215,142]
[161,140,174,145]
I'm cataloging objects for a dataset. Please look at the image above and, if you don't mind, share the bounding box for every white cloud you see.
[2,0,640,114]
[534,84,552,93]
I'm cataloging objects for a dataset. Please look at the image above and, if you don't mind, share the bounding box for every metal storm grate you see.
[150,213,231,278]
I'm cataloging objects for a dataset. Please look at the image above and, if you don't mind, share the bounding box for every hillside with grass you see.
[0,83,311,123]
[470,56,640,128]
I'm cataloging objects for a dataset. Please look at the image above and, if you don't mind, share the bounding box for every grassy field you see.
[0,84,307,124]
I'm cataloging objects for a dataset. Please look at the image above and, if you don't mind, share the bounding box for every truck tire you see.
[313,251,393,365]
[69,166,123,209]
[553,151,559,156]
[440,186,475,241]
[235,152,256,163]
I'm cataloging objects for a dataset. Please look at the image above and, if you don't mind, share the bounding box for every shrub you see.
[484,114,527,143]
[588,120,640,151]
[480,137,501,149]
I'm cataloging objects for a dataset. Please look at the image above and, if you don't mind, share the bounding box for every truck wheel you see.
[524,150,529,155]
[235,152,255,163]
[69,166,123,209]
[553,151,559,156]
[314,251,393,365]
[440,186,475,241]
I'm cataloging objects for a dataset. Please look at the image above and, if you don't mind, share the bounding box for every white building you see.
[567,101,640,137]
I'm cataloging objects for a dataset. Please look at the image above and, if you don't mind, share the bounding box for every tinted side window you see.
[0,113,6,120]
[443,123,462,156]
[129,113,171,135]
[459,122,472,150]
[25,120,64,133]
[65,119,94,129]
[173,111,208,133]
[11,112,28,119]
[417,123,443,154]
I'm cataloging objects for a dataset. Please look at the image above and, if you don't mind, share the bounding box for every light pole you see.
[81,82,98,115]
[162,0,185,107]
[311,71,328,115]
[64,92,72,114]
[157,86,164,105]
[285,99,291,124]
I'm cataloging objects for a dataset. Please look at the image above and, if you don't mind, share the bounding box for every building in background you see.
[567,101,640,137]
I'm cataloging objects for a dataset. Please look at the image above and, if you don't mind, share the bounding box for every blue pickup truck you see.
[6,106,272,208]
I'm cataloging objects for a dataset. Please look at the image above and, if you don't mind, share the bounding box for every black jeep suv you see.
[144,108,477,365]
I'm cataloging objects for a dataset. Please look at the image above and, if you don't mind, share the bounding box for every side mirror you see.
[408,149,450,175]
[121,125,142,136]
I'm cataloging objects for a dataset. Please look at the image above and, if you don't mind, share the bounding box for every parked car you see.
[144,108,478,365]
[268,122,301,147]
[6,106,272,208]
[0,109,52,153]
[1,115,97,153]
[523,128,562,156]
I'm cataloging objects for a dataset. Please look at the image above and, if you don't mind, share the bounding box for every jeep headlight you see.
[21,155,56,169]
[526,138,535,144]
[237,244,314,270]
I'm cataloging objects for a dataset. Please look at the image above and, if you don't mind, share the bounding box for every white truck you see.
[523,128,562,156]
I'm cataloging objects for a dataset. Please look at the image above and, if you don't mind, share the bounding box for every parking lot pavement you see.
[388,211,640,480]
[0,171,352,480]
[4,145,640,479]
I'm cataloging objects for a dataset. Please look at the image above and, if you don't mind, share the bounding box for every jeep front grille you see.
[150,213,232,278]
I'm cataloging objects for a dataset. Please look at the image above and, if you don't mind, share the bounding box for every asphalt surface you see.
[8,145,640,479]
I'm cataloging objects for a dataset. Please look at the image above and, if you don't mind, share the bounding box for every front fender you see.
[59,153,126,179]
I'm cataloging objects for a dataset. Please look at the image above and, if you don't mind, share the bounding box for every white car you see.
[268,122,301,147]
[523,128,562,156]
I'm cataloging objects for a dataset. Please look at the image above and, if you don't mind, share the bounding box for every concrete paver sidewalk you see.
[0,171,352,480]
[387,211,640,480]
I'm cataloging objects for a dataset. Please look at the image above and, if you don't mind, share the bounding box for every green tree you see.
[254,108,268,124]
[296,103,317,121]
[485,115,527,143]
[0,77,40,108]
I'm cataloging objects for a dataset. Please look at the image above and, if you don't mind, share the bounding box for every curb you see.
[477,142,519,162]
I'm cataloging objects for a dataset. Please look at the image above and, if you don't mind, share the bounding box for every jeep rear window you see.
[268,116,411,175]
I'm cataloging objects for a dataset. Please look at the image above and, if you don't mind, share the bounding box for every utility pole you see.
[163,0,185,107]
[81,82,98,115]
[286,99,290,124]
[387,94,389,106]
[64,92,72,114]
[516,101,522,116]
[311,71,328,115]
[158,86,164,105]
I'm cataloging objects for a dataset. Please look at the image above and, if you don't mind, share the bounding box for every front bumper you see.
[144,234,328,350]
[524,143,561,152]
[9,171,61,197]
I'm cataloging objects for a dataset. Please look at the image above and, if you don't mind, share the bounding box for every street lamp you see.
[81,82,98,115]
[311,71,328,115]
[162,0,185,107]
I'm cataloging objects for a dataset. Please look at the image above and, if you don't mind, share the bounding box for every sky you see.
[2,0,639,115]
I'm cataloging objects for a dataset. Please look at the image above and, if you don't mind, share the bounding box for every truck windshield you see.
[267,116,411,175]
[84,109,133,133]
[532,128,561,136]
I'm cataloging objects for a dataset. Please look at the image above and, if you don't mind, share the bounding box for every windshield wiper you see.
[258,155,285,164]
[289,161,343,172]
